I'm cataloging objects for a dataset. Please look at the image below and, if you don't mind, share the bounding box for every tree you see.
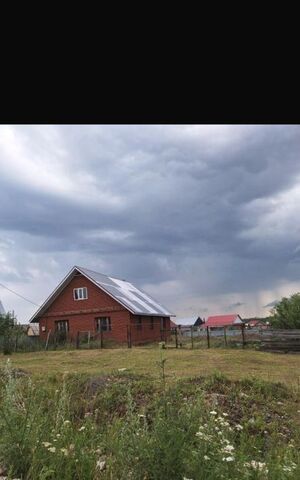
[0,311,17,354]
[270,293,300,329]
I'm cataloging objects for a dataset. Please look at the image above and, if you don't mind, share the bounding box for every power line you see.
[0,282,40,307]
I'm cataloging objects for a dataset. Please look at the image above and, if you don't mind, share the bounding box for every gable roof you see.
[205,314,243,327]
[30,266,174,322]
[0,300,5,316]
[194,316,204,326]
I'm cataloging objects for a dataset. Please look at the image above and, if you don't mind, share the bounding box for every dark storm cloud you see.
[1,125,300,321]
[226,302,245,311]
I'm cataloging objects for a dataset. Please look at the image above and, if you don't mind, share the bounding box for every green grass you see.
[1,348,300,478]
[1,357,300,479]
[3,347,300,387]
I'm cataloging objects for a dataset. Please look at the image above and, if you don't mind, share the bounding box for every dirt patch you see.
[0,367,30,379]
[84,372,148,397]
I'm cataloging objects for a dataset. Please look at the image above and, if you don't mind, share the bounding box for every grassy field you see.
[2,347,300,479]
[3,346,300,386]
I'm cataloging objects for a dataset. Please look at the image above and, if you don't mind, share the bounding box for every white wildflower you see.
[235,424,243,431]
[222,456,234,462]
[63,420,71,426]
[60,448,68,456]
[282,462,297,472]
[96,460,106,471]
[210,411,217,415]
[204,455,210,461]
[283,466,292,473]
[42,442,52,447]
[244,461,268,473]
[78,426,85,431]
[118,368,127,372]
[222,413,229,417]
[222,445,235,453]
[48,446,56,453]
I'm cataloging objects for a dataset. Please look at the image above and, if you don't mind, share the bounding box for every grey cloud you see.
[226,302,245,310]
[1,125,300,321]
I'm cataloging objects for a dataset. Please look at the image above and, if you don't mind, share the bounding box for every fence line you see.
[2,325,300,354]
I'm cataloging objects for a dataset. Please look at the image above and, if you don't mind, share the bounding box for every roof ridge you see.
[76,266,128,282]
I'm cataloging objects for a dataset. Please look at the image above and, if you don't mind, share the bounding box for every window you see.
[55,320,69,333]
[95,317,111,332]
[73,287,88,300]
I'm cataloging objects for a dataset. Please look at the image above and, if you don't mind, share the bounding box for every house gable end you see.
[29,267,132,322]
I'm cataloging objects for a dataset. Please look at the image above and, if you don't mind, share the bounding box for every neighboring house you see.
[244,318,269,329]
[170,319,177,329]
[27,323,40,337]
[204,314,243,328]
[194,316,204,327]
[0,300,5,316]
[29,266,174,344]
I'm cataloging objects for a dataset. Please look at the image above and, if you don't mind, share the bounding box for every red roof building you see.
[205,314,243,328]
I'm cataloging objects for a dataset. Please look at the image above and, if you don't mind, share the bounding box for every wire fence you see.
[0,324,276,354]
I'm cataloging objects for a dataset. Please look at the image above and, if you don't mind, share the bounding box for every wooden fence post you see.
[206,326,210,349]
[175,328,178,348]
[76,331,80,349]
[127,325,131,348]
[45,330,51,351]
[87,331,91,348]
[241,324,246,348]
[14,332,18,352]
[100,329,103,349]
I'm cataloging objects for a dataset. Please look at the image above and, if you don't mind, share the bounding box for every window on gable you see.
[73,287,88,300]
[95,317,111,332]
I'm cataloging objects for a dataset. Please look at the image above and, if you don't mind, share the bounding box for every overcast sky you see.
[0,125,300,323]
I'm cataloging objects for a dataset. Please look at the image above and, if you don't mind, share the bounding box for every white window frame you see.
[96,317,111,332]
[73,287,88,301]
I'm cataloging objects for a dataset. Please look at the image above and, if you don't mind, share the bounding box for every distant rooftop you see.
[205,314,243,327]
